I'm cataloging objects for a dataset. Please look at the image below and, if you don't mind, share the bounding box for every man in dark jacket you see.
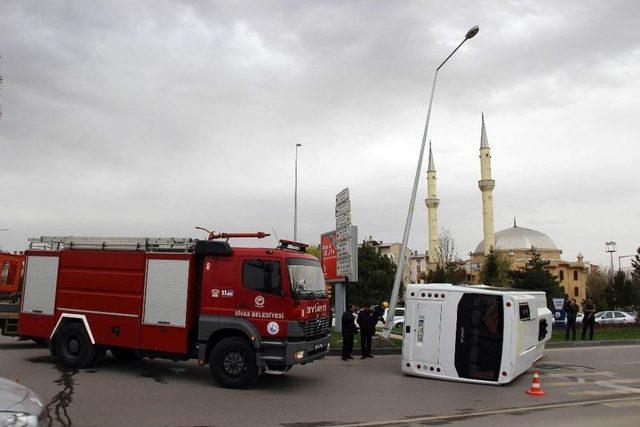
[582,297,596,340]
[565,298,579,340]
[357,303,376,359]
[341,305,357,361]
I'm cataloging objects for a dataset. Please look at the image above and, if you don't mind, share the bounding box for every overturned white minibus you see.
[401,283,552,385]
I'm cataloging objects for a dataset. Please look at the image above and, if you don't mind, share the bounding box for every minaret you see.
[478,113,495,255]
[425,141,439,268]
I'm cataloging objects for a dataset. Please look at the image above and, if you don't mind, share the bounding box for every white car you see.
[0,377,43,426]
[383,307,405,329]
[594,311,637,325]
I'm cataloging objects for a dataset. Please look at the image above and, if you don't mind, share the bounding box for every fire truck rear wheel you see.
[210,337,258,388]
[54,322,97,369]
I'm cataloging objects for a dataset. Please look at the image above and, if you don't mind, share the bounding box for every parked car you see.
[594,311,637,325]
[0,377,43,426]
[383,307,405,329]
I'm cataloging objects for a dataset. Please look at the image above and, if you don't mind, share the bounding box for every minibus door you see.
[412,301,442,365]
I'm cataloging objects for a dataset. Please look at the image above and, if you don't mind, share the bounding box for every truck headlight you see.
[1,412,39,427]
[294,350,305,361]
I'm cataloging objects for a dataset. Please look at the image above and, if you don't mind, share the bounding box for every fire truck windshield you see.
[286,258,327,299]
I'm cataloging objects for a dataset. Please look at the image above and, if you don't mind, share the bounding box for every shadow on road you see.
[26,351,318,392]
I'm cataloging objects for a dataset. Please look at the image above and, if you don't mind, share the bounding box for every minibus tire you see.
[55,323,97,369]
[210,337,258,388]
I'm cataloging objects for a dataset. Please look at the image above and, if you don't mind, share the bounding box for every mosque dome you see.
[474,225,558,254]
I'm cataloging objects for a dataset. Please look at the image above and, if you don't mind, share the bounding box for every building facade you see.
[466,224,589,301]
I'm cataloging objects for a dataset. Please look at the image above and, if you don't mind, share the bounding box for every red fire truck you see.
[18,233,331,388]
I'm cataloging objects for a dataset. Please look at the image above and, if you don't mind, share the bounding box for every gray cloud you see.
[1,0,639,267]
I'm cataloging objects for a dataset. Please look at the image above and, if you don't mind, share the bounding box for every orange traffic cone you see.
[525,369,546,396]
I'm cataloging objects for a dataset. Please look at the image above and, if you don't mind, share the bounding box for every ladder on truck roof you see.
[28,236,198,253]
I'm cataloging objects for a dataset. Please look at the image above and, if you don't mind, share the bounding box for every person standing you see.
[565,298,579,340]
[357,303,376,359]
[582,297,597,340]
[372,302,385,326]
[341,305,357,361]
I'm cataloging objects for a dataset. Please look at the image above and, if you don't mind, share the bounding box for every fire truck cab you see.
[18,234,331,388]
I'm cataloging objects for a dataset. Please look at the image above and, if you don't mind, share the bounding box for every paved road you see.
[1,336,639,426]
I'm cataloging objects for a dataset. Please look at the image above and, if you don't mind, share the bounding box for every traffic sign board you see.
[335,200,351,216]
[336,188,350,205]
[336,227,351,240]
[336,212,351,229]
[336,239,351,257]
[337,256,352,276]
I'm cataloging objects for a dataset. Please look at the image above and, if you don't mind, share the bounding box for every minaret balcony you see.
[478,179,495,191]
[425,197,440,208]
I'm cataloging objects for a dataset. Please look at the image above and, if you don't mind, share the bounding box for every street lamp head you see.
[465,25,480,39]
[605,241,617,253]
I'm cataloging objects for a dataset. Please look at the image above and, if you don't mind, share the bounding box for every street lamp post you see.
[294,143,302,242]
[618,254,635,271]
[606,241,617,309]
[383,25,480,338]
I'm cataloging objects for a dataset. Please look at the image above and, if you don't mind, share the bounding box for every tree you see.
[509,247,565,309]
[632,247,640,308]
[349,242,398,308]
[427,230,466,284]
[612,270,638,310]
[305,244,321,261]
[586,268,610,310]
[479,248,512,287]
[631,246,640,285]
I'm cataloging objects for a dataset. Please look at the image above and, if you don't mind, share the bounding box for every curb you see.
[327,339,640,356]
[546,339,640,348]
[328,347,401,356]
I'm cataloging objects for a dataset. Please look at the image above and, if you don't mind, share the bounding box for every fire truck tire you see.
[54,322,97,369]
[209,337,258,388]
[110,348,141,361]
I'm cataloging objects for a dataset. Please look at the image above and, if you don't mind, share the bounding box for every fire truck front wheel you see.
[54,322,97,369]
[209,337,258,388]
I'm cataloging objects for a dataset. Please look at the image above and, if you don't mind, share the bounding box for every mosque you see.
[424,114,589,301]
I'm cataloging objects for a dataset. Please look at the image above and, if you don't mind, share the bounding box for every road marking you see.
[547,371,616,378]
[546,344,640,351]
[336,396,640,427]
[547,378,640,387]
[568,389,635,397]
[602,400,640,408]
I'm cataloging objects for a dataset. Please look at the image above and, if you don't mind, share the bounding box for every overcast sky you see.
[1,0,639,267]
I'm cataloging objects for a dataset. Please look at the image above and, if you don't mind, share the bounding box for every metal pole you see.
[610,251,616,309]
[382,28,477,338]
[294,144,301,241]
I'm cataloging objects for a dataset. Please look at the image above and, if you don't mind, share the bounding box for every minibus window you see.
[455,293,504,382]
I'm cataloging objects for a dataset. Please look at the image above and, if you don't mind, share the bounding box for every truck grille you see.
[300,317,330,340]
